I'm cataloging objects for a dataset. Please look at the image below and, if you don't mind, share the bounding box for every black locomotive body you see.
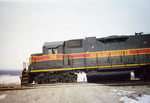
[21,33,150,84]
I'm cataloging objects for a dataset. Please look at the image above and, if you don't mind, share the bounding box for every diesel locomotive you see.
[21,32,150,84]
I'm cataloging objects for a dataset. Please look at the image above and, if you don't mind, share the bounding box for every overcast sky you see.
[0,0,150,70]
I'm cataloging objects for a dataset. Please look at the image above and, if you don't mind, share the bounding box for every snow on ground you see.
[0,94,7,100]
[110,89,150,103]
[120,94,150,103]
[0,75,20,85]
[77,72,87,82]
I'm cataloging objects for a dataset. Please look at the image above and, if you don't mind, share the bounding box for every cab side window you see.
[48,48,57,54]
[48,49,52,54]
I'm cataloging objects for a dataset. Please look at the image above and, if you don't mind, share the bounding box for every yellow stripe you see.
[21,82,28,84]
[30,63,150,73]
[31,47,150,63]
[71,53,150,59]
[31,52,150,63]
[99,65,111,68]
[30,68,73,72]
[21,78,28,80]
[31,58,63,63]
[112,65,125,67]
[126,64,139,66]
[60,47,150,55]
[23,74,28,76]
[86,66,98,69]
[32,47,150,57]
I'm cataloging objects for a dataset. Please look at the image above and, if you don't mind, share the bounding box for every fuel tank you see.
[86,71,131,82]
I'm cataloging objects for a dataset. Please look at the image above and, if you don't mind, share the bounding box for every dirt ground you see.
[0,82,150,103]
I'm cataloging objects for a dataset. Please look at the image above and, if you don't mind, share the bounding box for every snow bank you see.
[0,94,7,100]
[110,89,150,103]
[77,72,87,82]
[0,75,21,84]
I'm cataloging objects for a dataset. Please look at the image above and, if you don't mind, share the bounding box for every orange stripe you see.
[30,48,150,63]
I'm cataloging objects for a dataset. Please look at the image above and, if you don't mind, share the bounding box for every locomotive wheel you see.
[34,74,48,84]
[73,74,77,82]
[34,72,78,84]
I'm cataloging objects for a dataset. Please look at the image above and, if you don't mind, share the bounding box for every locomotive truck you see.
[21,32,150,84]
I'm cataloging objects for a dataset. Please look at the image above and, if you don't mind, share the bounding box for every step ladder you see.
[20,62,29,85]
[20,68,29,85]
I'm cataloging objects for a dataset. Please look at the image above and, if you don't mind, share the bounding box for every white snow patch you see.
[0,75,21,84]
[110,89,134,96]
[130,71,134,77]
[110,89,150,103]
[120,95,150,103]
[77,72,87,82]
[120,96,138,103]
[130,71,135,80]
[137,95,150,103]
[0,94,7,100]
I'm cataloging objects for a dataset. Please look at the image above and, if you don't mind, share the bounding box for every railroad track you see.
[0,81,150,91]
[0,85,35,91]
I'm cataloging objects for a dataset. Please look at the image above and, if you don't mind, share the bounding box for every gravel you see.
[0,83,150,103]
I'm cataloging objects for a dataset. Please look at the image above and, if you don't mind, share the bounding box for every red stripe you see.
[56,55,63,59]
[130,50,138,54]
[31,55,63,62]
[43,55,50,59]
[31,48,150,62]
[130,49,150,55]
[68,53,90,59]
[139,49,150,54]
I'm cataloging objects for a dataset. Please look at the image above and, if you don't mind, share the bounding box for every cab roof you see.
[43,41,64,48]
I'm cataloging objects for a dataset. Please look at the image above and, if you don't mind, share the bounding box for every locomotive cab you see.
[43,41,64,54]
